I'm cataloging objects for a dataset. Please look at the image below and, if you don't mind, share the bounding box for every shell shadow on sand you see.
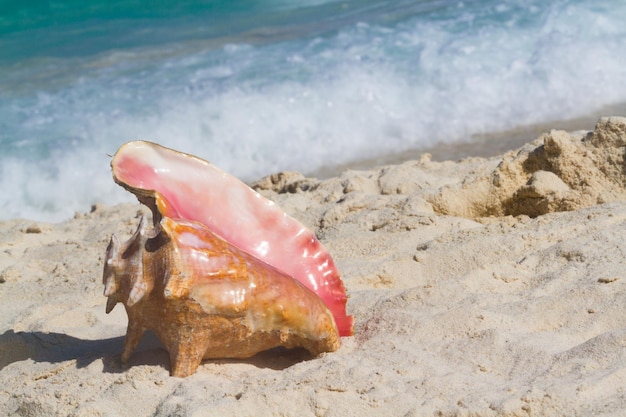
[0,330,313,375]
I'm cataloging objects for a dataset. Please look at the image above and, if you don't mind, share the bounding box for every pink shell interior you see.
[112,141,353,336]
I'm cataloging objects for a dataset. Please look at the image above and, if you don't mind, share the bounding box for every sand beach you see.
[2,117,626,416]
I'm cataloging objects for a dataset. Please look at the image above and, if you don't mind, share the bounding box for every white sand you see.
[2,117,626,416]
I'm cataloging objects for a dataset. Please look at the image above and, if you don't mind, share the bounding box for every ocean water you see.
[2,0,626,222]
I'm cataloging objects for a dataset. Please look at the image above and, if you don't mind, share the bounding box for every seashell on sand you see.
[103,141,351,377]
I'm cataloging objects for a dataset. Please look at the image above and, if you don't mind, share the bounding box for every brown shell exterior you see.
[103,217,340,377]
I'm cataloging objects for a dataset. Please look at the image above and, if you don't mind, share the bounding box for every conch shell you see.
[103,141,352,377]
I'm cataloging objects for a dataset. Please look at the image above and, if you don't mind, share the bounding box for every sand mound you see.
[255,117,626,221]
[430,117,626,218]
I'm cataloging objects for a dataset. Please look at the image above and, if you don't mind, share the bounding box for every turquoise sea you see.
[2,0,626,221]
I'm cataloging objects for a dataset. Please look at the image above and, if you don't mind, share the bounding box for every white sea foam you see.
[1,0,626,221]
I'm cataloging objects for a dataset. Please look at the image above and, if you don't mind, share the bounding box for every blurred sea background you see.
[2,0,626,221]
